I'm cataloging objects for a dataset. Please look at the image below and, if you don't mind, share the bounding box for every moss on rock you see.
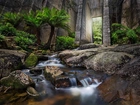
[0,70,34,89]
[25,53,38,68]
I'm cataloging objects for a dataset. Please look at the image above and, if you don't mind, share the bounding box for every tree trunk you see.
[44,26,55,49]
[102,0,111,46]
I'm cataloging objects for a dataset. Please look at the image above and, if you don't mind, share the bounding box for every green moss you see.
[25,53,38,68]
[0,76,26,89]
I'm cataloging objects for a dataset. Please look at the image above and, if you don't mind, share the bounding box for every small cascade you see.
[69,77,77,87]
[21,54,106,105]
[80,77,93,87]
[36,54,65,68]
[22,69,54,97]
[48,54,58,60]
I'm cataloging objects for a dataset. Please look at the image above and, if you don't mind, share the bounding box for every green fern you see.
[14,31,36,50]
[111,23,139,44]
[56,36,75,51]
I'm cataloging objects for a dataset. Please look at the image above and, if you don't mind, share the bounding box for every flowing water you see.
[1,54,107,105]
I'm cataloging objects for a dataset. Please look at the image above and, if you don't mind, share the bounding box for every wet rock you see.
[55,76,71,88]
[44,66,63,84]
[30,67,43,75]
[65,52,94,67]
[37,55,49,61]
[45,66,63,78]
[84,52,133,74]
[25,53,38,68]
[0,70,34,89]
[98,76,128,103]
[0,51,23,78]
[98,76,140,105]
[117,57,140,80]
[26,86,46,97]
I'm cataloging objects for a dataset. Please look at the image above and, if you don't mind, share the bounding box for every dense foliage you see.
[0,23,16,36]
[2,12,22,28]
[37,7,71,49]
[14,31,36,50]
[0,8,72,51]
[92,18,102,44]
[111,23,140,44]
[0,15,36,50]
[56,36,75,51]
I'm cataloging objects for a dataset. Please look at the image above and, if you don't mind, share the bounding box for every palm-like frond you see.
[2,12,21,27]
[38,7,70,31]
[23,11,42,28]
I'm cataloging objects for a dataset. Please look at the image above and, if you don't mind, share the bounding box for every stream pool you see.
[0,54,107,105]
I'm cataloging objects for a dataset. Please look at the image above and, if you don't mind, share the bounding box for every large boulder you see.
[117,57,140,80]
[0,51,23,78]
[98,76,140,105]
[112,44,140,56]
[64,52,94,67]
[0,70,34,89]
[83,52,133,74]
[0,49,27,62]
[58,49,99,67]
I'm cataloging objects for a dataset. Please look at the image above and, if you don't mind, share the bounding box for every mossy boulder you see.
[25,53,38,68]
[0,70,34,89]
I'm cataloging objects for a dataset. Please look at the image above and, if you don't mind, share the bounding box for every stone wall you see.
[0,0,139,46]
[121,0,139,28]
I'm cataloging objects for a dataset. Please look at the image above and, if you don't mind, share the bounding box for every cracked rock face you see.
[117,56,140,80]
[44,66,63,84]
[0,70,34,89]
[84,52,134,74]
[45,66,63,78]
[0,51,22,79]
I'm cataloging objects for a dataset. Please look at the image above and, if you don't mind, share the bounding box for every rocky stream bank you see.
[0,44,140,105]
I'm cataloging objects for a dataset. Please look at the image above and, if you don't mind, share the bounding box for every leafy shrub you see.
[56,36,75,51]
[0,23,16,36]
[2,12,22,28]
[68,32,75,38]
[92,18,102,44]
[111,23,139,44]
[0,34,5,42]
[14,31,36,50]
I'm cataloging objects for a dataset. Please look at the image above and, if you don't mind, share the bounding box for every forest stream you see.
[0,54,108,105]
